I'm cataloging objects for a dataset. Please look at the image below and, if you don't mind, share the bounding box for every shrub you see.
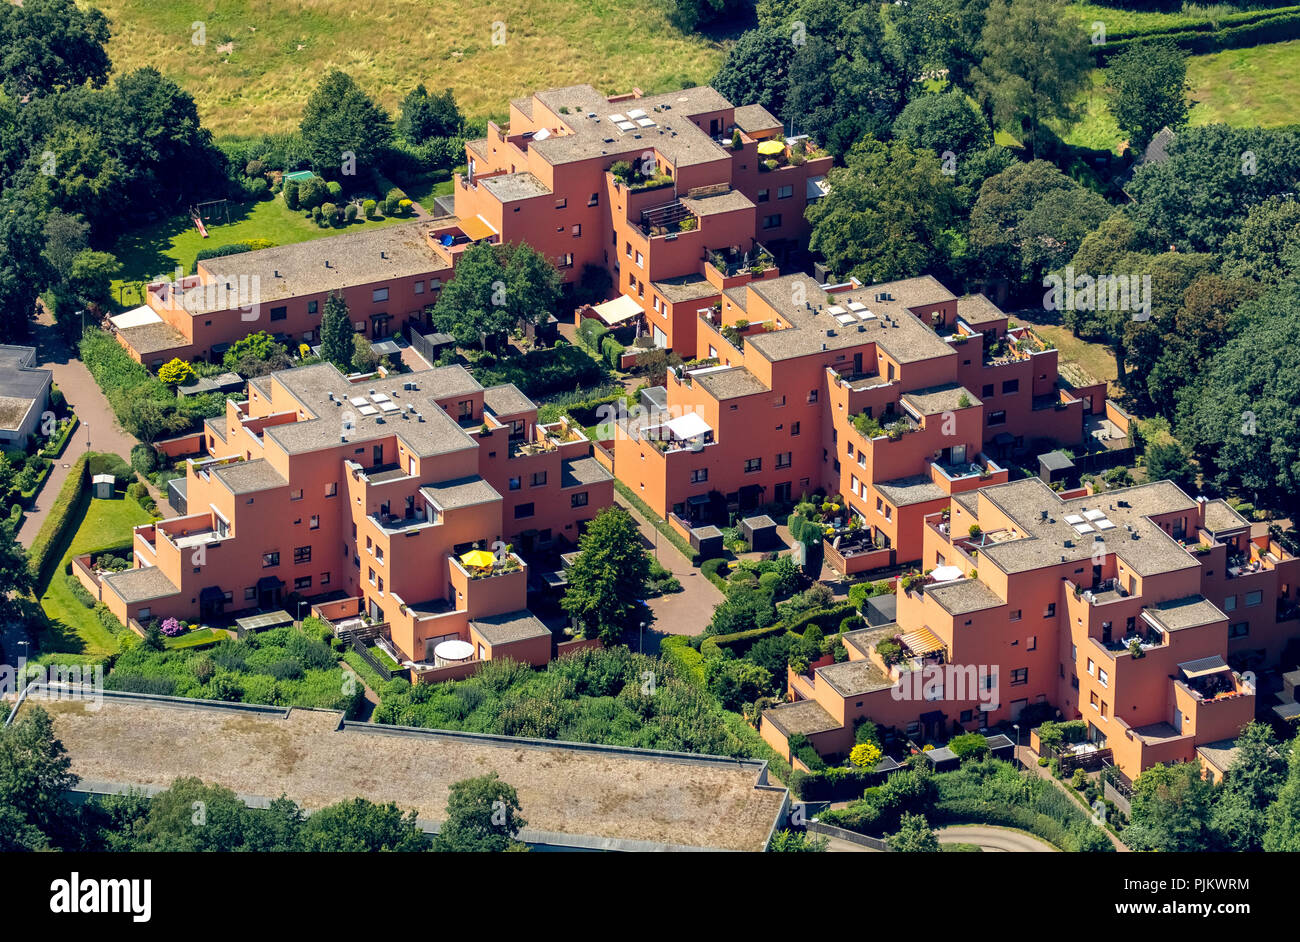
[283,179,300,210]
[948,732,990,762]
[600,334,626,369]
[345,203,358,223]
[244,176,270,200]
[326,180,344,200]
[157,358,197,387]
[398,198,413,215]
[363,198,378,219]
[383,195,402,215]
[66,573,96,608]
[297,176,327,208]
[850,742,883,769]
[130,443,159,476]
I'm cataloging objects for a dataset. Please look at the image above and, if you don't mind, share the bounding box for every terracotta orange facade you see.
[760,477,1299,780]
[84,361,612,674]
[611,272,1109,568]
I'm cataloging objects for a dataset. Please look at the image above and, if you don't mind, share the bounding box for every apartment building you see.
[760,477,1300,780]
[611,272,1112,568]
[454,84,833,354]
[79,361,613,672]
[110,222,455,367]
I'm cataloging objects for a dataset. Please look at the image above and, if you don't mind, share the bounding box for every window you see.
[294,576,312,590]
[1045,602,1056,617]
[270,306,287,321]
[1224,595,1237,612]
[1245,590,1263,607]
[775,451,792,469]
[1027,635,1037,651]
[245,587,257,601]
[1098,668,1109,688]
[325,482,337,497]
[571,492,588,508]
[1229,621,1250,638]
[514,503,535,519]
[773,394,786,407]
[1009,609,1022,621]
[262,552,280,568]
[744,457,762,473]
[636,251,644,268]
[1090,691,1099,711]
[307,300,319,314]
[1001,379,1019,395]
[625,241,632,259]
[508,476,521,491]
[757,189,770,203]
[981,384,994,398]
[554,197,567,209]
[290,489,303,501]
[777,184,794,199]
[368,567,376,586]
[588,192,599,207]
[807,389,818,403]
[1086,658,1095,676]
[320,572,330,587]
[372,287,389,302]
[294,546,312,564]
[988,410,1007,426]
[531,471,547,487]
[1011,668,1028,686]
[762,213,782,229]
[691,468,708,484]
[309,515,319,530]
[791,421,800,436]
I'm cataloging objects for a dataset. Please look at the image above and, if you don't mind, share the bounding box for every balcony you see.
[931,453,1003,484]
[983,326,1049,366]
[706,245,776,279]
[1070,578,1131,606]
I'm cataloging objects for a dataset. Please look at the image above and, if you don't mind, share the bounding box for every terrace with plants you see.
[706,245,776,279]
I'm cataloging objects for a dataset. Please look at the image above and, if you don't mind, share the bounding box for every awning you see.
[930,565,963,583]
[256,575,284,591]
[591,294,643,326]
[667,411,711,440]
[109,305,163,330]
[900,626,945,656]
[199,586,225,602]
[1179,655,1231,679]
[459,214,497,242]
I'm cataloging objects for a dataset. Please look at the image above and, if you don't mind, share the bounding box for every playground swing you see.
[189,198,231,238]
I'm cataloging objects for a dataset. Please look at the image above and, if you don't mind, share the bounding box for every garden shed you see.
[91,474,116,499]
[741,514,778,551]
[690,525,724,559]
[1038,450,1075,486]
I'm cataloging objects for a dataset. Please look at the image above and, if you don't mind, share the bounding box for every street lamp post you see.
[84,423,90,455]
[639,621,646,655]
[1012,723,1021,765]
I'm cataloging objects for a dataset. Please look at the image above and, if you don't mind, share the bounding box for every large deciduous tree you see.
[0,0,110,99]
[711,27,797,120]
[562,506,651,644]
[430,773,527,852]
[300,70,392,176]
[1106,40,1190,153]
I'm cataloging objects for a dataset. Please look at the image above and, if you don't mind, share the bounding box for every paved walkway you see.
[615,493,722,643]
[936,824,1058,852]
[16,313,143,547]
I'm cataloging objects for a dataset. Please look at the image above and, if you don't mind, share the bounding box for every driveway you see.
[936,824,1058,852]
[16,311,143,547]
[615,494,723,642]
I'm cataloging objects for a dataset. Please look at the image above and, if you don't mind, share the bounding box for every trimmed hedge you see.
[27,453,91,585]
[613,480,698,563]
[660,635,706,687]
[702,557,730,592]
[1094,9,1300,63]
[192,239,276,274]
[701,622,789,659]
[41,414,79,459]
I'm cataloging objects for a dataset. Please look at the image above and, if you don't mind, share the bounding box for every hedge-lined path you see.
[17,310,143,547]
[614,493,722,640]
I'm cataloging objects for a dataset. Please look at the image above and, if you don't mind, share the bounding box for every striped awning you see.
[900,626,945,656]
[1179,655,1230,679]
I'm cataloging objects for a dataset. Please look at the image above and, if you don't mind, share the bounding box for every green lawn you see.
[1187,38,1300,128]
[88,0,725,138]
[1012,312,1120,396]
[110,197,412,309]
[38,495,154,659]
[1064,2,1251,35]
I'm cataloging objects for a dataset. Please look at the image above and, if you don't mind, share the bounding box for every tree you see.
[129,777,263,851]
[708,585,778,636]
[157,358,197,387]
[561,506,651,643]
[0,518,31,621]
[298,797,429,852]
[849,742,882,769]
[1142,441,1195,492]
[300,70,392,175]
[947,732,990,762]
[711,27,797,120]
[1218,196,1300,286]
[768,828,829,852]
[892,90,991,162]
[67,249,120,307]
[1178,286,1300,515]
[0,0,110,99]
[223,331,289,373]
[807,137,959,283]
[1211,721,1287,852]
[430,773,527,852]
[1264,735,1300,852]
[41,211,90,284]
[0,706,79,851]
[319,292,355,371]
[1127,124,1300,254]
[887,812,940,851]
[667,0,750,32]
[1107,40,1189,153]
[705,657,774,710]
[0,190,47,341]
[498,242,563,330]
[1124,761,1215,852]
[971,0,1090,158]
[889,0,991,92]
[970,160,1108,286]
[431,242,559,347]
[397,85,463,144]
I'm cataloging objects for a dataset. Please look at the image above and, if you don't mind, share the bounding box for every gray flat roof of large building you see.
[956,293,1007,326]
[1144,595,1226,632]
[0,345,52,400]
[1202,499,1249,534]
[761,699,841,737]
[652,273,717,304]
[680,188,755,217]
[259,362,481,459]
[178,222,450,310]
[101,566,180,605]
[743,274,958,365]
[520,85,735,170]
[902,383,979,416]
[17,691,786,851]
[875,474,948,508]
[815,658,894,698]
[482,383,535,418]
[926,578,1005,616]
[733,104,781,134]
[973,477,1202,578]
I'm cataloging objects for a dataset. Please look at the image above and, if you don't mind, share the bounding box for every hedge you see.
[660,635,706,687]
[192,239,276,274]
[26,453,91,585]
[702,557,730,592]
[1101,4,1300,42]
[41,414,79,459]
[600,334,626,369]
[1094,9,1300,63]
[613,480,698,563]
[576,318,610,354]
[700,602,857,659]
[788,765,880,801]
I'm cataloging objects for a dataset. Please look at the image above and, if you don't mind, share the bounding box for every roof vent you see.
[328,392,335,402]
[1064,539,1073,548]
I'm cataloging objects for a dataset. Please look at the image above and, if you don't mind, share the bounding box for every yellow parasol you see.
[460,549,495,569]
[756,140,786,156]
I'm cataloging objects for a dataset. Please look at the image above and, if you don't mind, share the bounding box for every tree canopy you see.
[561,506,651,644]
[1106,40,1190,153]
[300,70,392,176]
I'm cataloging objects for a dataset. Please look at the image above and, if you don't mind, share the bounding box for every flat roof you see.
[115,321,190,357]
[875,474,948,508]
[815,658,893,698]
[18,692,786,851]
[177,221,450,310]
[0,346,50,404]
[761,699,841,737]
[422,476,502,511]
[481,171,552,202]
[901,383,980,416]
[101,566,180,605]
[212,458,287,495]
[482,383,535,418]
[1146,596,1226,633]
[561,456,613,488]
[652,273,718,304]
[691,366,768,401]
[732,104,781,134]
[1202,499,1248,534]
[926,578,1005,616]
[470,610,551,646]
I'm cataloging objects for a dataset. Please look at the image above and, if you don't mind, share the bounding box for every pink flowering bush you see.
[160,617,185,637]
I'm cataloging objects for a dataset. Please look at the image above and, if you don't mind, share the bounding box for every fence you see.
[806,819,890,851]
[350,638,401,682]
